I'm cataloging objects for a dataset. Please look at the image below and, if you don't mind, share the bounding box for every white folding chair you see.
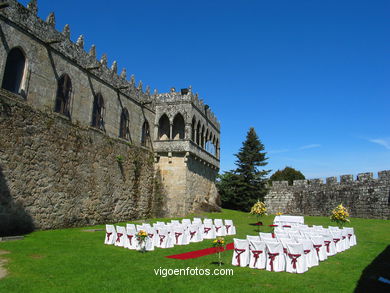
[341,229,350,250]
[248,240,266,269]
[280,238,296,258]
[157,228,173,248]
[259,232,274,241]
[126,223,136,231]
[330,231,343,253]
[232,239,249,267]
[247,235,261,242]
[104,224,116,245]
[310,236,327,261]
[214,219,227,236]
[298,238,318,267]
[124,226,137,250]
[114,226,126,247]
[224,219,236,235]
[171,220,180,225]
[203,223,216,239]
[188,224,202,242]
[136,224,145,231]
[172,226,187,245]
[321,234,336,256]
[344,227,357,246]
[181,219,191,228]
[265,241,285,272]
[286,242,308,274]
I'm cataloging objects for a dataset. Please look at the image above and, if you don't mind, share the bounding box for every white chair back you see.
[232,239,249,267]
[248,240,266,269]
[104,224,116,245]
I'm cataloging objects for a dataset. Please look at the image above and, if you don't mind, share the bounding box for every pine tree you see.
[217,127,270,211]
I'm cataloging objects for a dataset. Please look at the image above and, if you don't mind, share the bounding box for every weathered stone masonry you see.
[0,0,221,234]
[265,171,390,219]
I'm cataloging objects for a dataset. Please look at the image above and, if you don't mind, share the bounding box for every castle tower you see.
[154,88,221,216]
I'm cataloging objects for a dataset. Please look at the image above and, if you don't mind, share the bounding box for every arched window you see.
[55,74,72,117]
[201,125,205,148]
[216,138,219,158]
[196,122,201,145]
[205,129,209,151]
[158,114,170,140]
[2,47,26,95]
[119,108,129,139]
[191,117,196,142]
[172,113,185,140]
[141,120,151,147]
[91,93,104,130]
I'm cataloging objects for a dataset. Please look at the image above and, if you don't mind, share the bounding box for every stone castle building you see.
[0,0,220,235]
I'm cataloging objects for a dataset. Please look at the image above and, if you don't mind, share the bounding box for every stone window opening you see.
[2,47,27,97]
[91,92,105,130]
[201,125,205,148]
[55,74,72,117]
[191,117,196,142]
[196,122,201,145]
[119,108,130,139]
[172,113,185,140]
[141,120,151,147]
[158,114,170,140]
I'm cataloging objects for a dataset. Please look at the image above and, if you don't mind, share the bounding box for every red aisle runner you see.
[166,242,234,260]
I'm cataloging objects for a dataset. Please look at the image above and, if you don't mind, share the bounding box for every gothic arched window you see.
[55,74,72,117]
[191,117,196,142]
[119,108,129,139]
[172,113,185,140]
[141,120,151,147]
[158,114,170,140]
[91,93,105,130]
[2,47,26,95]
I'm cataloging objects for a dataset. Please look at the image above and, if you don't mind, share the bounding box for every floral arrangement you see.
[250,200,267,231]
[136,230,148,252]
[276,212,283,216]
[213,237,225,266]
[330,204,350,228]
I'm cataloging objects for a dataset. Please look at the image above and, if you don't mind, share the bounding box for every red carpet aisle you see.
[166,243,234,260]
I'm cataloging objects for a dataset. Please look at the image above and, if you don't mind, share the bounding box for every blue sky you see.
[21,0,390,179]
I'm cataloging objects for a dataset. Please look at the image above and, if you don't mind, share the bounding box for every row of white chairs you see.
[104,218,236,251]
[232,227,357,273]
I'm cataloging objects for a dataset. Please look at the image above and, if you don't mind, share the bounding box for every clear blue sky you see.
[21,0,390,179]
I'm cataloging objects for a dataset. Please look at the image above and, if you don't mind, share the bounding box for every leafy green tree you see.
[217,127,270,211]
[270,166,305,185]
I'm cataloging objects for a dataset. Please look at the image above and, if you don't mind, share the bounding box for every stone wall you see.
[155,153,220,217]
[0,91,165,235]
[265,171,390,219]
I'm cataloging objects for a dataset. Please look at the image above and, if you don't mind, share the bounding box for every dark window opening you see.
[172,113,185,140]
[91,93,105,130]
[158,114,170,140]
[2,47,26,95]
[141,120,151,147]
[119,108,129,139]
[55,74,72,117]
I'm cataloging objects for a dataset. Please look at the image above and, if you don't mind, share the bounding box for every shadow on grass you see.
[0,166,34,237]
[354,245,390,293]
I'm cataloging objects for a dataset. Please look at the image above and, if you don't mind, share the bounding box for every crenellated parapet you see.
[154,87,220,130]
[0,0,153,104]
[265,170,390,219]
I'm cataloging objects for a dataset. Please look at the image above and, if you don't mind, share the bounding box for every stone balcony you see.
[153,139,220,169]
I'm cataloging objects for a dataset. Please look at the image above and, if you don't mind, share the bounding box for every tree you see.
[217,127,270,211]
[270,166,305,185]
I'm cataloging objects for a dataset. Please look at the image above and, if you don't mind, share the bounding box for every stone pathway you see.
[0,250,10,279]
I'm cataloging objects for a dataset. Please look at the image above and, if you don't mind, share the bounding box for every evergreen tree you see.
[270,166,305,185]
[217,127,270,211]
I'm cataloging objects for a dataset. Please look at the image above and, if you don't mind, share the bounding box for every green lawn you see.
[0,209,388,293]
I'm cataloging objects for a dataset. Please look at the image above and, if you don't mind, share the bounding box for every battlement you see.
[271,170,390,188]
[0,0,153,104]
[155,88,220,129]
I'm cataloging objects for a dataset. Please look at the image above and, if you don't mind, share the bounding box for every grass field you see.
[0,209,389,293]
